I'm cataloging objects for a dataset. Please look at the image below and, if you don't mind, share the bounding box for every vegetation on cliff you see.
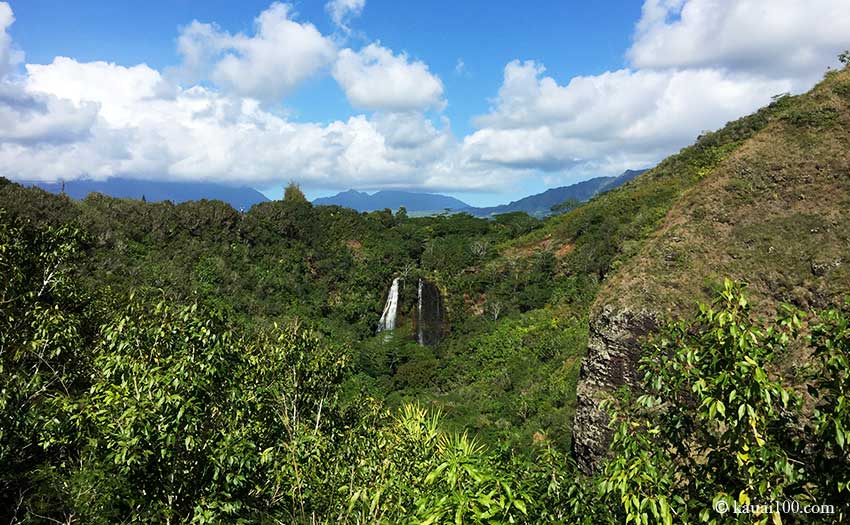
[573,61,850,474]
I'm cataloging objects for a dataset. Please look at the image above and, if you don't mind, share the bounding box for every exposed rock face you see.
[572,305,659,474]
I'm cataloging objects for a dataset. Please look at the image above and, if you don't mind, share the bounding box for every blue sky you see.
[8,1,640,136]
[1,1,848,205]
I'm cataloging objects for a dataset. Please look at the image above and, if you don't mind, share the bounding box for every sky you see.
[1,1,849,206]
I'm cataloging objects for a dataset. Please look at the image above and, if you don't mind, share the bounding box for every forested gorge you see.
[0,189,589,523]
[3,65,850,523]
[2,187,849,524]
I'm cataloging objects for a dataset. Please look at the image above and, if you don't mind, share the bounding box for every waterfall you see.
[377,277,443,344]
[415,278,444,346]
[377,277,400,333]
[417,279,424,345]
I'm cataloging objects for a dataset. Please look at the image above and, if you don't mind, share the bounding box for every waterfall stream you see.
[415,278,444,346]
[417,279,424,345]
[377,277,400,333]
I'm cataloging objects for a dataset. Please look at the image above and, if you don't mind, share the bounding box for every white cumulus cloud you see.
[0,85,98,145]
[174,2,336,101]
[629,0,850,84]
[0,2,23,77]
[333,43,445,111]
[464,61,789,173]
[464,0,850,180]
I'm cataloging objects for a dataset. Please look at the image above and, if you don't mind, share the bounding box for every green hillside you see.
[574,64,850,473]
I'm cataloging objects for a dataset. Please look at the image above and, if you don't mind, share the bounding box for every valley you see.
[2,64,850,522]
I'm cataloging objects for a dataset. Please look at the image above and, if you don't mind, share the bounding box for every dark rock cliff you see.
[572,306,658,473]
[416,279,445,346]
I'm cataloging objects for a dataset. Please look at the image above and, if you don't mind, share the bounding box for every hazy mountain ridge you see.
[18,171,647,218]
[312,189,469,212]
[462,169,647,218]
[313,170,647,217]
[28,178,269,211]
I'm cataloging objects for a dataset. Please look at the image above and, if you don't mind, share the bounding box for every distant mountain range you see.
[29,178,269,211]
[312,189,469,212]
[23,169,646,217]
[462,169,646,218]
[314,169,647,217]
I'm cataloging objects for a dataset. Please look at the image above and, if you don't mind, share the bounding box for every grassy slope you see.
[468,68,850,454]
[501,86,788,290]
[596,66,850,318]
[565,67,850,471]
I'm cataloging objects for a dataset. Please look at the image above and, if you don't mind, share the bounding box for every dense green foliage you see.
[0,215,103,519]
[0,206,578,522]
[2,205,849,523]
[0,177,591,452]
[600,281,850,524]
[0,212,596,523]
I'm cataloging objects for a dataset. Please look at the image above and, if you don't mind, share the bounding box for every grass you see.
[598,66,850,317]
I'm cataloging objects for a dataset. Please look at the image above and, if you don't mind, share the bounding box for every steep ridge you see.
[572,67,850,472]
[463,176,617,218]
[459,169,647,218]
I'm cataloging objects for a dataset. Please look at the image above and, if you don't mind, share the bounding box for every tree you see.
[551,197,579,214]
[284,181,308,203]
[342,403,531,524]
[487,299,503,321]
[0,214,104,523]
[598,285,850,524]
[809,301,850,517]
[470,239,490,259]
[600,281,817,524]
[840,50,850,66]
[84,303,356,522]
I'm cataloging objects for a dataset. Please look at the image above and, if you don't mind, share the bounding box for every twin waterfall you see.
[377,277,444,345]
